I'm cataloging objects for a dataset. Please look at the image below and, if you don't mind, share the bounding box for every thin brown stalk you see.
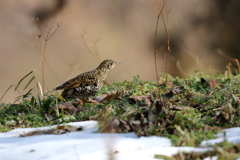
[46,22,63,40]
[80,30,101,63]
[154,14,161,80]
[161,10,171,91]
[154,0,167,81]
[162,10,171,53]
[154,0,169,92]
[36,19,62,93]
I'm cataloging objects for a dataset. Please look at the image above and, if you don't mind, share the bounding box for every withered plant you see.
[154,0,171,91]
[36,18,62,93]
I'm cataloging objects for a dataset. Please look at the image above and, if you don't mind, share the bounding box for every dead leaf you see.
[158,81,174,88]
[185,92,193,100]
[52,101,78,114]
[147,100,163,122]
[101,91,119,102]
[129,95,151,106]
[162,86,184,101]
[209,78,217,88]
[19,129,55,137]
[64,125,79,132]
[57,125,65,129]
[114,151,119,154]
[168,104,185,111]
[94,91,119,102]
[214,98,237,124]
[162,91,174,101]
[200,78,207,84]
[172,86,185,94]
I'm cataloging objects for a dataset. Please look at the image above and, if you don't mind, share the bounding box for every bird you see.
[54,59,120,107]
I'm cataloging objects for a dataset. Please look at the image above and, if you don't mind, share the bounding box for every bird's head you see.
[97,59,121,70]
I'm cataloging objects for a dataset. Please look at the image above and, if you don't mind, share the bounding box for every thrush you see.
[54,59,120,107]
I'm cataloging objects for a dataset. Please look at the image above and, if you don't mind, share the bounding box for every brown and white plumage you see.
[54,59,120,100]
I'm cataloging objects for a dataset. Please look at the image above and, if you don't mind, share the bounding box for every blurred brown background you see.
[1,0,240,103]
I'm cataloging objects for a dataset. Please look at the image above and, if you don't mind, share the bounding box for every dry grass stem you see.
[36,19,62,93]
[80,30,101,64]
[154,0,170,92]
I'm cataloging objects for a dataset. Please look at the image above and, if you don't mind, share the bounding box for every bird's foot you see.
[74,98,83,109]
[74,98,98,109]
[84,98,99,104]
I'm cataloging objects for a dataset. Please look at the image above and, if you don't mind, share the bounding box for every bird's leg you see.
[73,97,98,109]
[73,95,83,109]
[84,98,99,104]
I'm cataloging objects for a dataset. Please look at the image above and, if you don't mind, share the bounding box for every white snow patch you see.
[201,127,240,146]
[0,121,239,160]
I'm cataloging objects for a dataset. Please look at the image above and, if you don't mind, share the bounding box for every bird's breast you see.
[74,82,102,96]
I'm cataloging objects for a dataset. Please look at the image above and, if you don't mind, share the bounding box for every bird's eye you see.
[110,63,113,65]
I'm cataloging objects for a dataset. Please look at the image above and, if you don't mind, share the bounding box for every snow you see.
[0,121,239,160]
[201,127,240,146]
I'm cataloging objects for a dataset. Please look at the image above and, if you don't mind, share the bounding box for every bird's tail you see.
[53,85,64,90]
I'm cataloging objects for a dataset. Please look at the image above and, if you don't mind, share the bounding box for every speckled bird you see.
[54,59,120,105]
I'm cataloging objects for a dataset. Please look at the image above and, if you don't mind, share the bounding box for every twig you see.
[154,0,169,92]
[36,19,62,93]
[154,13,161,80]
[161,10,171,91]
[80,30,101,63]
[154,0,167,80]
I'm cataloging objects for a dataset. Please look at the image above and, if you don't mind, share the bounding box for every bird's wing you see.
[54,72,99,90]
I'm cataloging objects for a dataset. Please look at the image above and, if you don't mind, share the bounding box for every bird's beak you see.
[116,62,121,65]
